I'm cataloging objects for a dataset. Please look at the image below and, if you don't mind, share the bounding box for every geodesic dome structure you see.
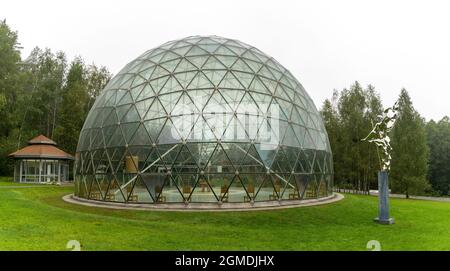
[74,36,333,207]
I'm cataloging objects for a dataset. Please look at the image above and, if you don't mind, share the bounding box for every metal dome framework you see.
[74,36,333,206]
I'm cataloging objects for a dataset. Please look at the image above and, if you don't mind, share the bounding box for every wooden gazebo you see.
[8,135,74,183]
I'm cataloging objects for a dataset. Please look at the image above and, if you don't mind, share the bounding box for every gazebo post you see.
[58,161,61,184]
[19,160,22,183]
[39,160,42,183]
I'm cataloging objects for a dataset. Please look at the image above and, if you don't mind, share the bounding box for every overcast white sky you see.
[2,0,449,120]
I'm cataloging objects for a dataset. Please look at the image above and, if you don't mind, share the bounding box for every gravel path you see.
[372,192,450,202]
[334,189,450,202]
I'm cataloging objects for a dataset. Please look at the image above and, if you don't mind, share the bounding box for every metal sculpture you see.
[362,101,399,224]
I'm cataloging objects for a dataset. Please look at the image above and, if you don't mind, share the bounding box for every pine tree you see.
[390,89,430,197]
[54,58,89,154]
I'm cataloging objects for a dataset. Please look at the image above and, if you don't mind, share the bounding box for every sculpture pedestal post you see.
[374,170,395,225]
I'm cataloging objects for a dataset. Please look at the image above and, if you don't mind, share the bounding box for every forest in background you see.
[1,20,449,196]
[0,20,111,175]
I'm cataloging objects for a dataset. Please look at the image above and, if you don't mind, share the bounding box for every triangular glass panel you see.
[158,91,182,113]
[304,175,318,199]
[197,43,221,54]
[188,143,214,170]
[170,144,201,174]
[241,50,261,63]
[143,98,167,121]
[107,126,125,147]
[303,129,316,149]
[202,55,227,70]
[171,45,192,57]
[220,89,245,111]
[120,122,139,144]
[148,51,166,64]
[176,71,198,89]
[259,65,277,81]
[134,98,153,119]
[161,174,187,202]
[130,83,146,102]
[218,71,245,89]
[248,76,270,95]
[214,55,238,68]
[188,72,215,89]
[185,45,209,57]
[267,66,284,81]
[202,70,227,86]
[280,174,299,200]
[104,175,126,202]
[231,174,255,202]
[234,144,266,173]
[252,174,274,202]
[160,58,181,74]
[282,123,301,148]
[160,51,181,62]
[101,125,116,146]
[129,124,153,146]
[116,91,133,105]
[174,58,198,73]
[291,106,307,127]
[259,77,278,95]
[254,143,278,169]
[126,175,153,203]
[214,45,237,56]
[149,76,170,95]
[121,105,140,123]
[130,74,146,89]
[118,74,134,90]
[206,174,235,202]
[91,129,105,149]
[270,146,294,174]
[136,83,155,102]
[227,45,247,56]
[138,65,156,80]
[189,175,219,203]
[185,55,208,69]
[143,118,167,144]
[156,118,184,145]
[231,71,253,88]
[102,91,116,107]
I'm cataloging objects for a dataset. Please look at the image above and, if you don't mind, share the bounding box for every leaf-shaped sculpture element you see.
[361,102,399,171]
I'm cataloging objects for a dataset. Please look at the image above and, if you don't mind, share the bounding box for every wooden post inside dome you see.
[125,156,139,173]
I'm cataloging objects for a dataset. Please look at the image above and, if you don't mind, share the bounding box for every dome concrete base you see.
[63,193,344,212]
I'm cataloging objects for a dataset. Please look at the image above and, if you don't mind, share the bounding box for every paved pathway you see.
[336,189,450,202]
[370,191,450,202]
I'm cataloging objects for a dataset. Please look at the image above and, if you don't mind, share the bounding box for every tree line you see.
[321,82,448,197]
[0,20,111,175]
[1,20,449,196]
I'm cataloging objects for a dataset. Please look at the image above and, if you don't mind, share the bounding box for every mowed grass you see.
[0,184,449,251]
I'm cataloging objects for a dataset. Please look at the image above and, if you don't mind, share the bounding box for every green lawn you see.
[0,184,449,251]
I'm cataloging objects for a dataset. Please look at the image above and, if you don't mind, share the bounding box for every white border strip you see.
[63,193,344,212]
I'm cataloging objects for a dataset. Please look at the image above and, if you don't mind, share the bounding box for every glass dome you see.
[74,36,333,206]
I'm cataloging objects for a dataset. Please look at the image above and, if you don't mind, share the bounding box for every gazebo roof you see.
[28,134,57,145]
[8,135,74,160]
